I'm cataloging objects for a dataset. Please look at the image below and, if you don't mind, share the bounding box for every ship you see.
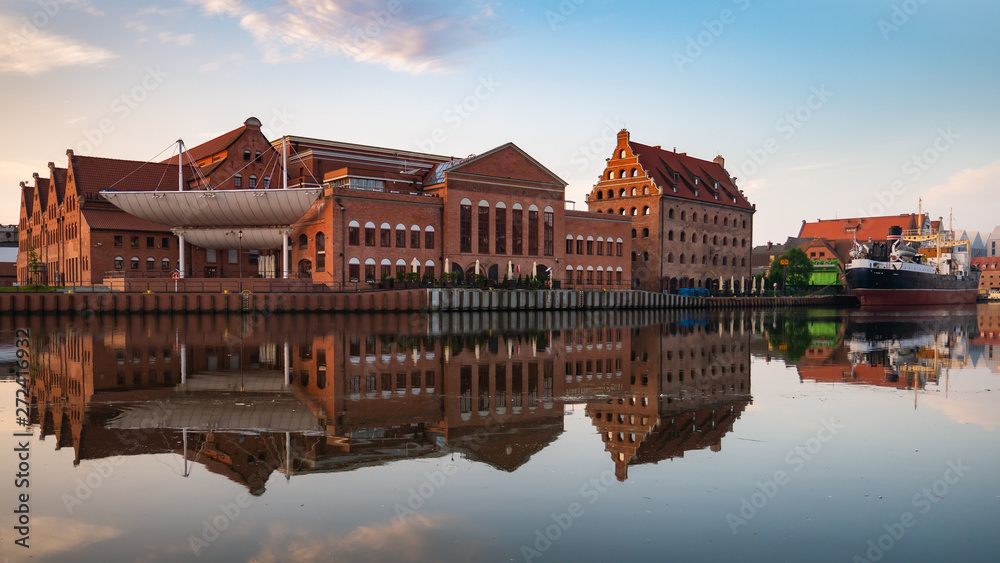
[844,222,980,306]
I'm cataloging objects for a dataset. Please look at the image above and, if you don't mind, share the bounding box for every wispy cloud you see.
[64,0,104,16]
[157,31,195,46]
[921,160,1000,228]
[185,0,504,73]
[0,14,116,75]
[199,53,246,73]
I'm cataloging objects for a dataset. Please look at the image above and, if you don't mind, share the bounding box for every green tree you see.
[767,248,813,292]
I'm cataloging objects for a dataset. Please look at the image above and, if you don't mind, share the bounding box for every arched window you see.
[680,254,686,264]
[146,257,154,270]
[724,217,729,226]
[692,213,698,222]
[714,215,719,224]
[680,232,686,242]
[722,256,728,266]
[607,190,614,199]
[365,221,376,246]
[630,207,637,216]
[702,256,707,265]
[713,235,718,245]
[460,198,472,252]
[316,232,326,271]
[642,227,649,238]
[263,176,270,189]
[631,229,637,239]
[643,206,650,215]
[741,257,747,267]
[114,256,123,269]
[619,208,626,215]
[702,234,707,243]
[619,169,626,178]
[742,238,746,247]
[713,256,718,266]
[249,175,257,189]
[681,211,686,221]
[620,150,626,158]
[130,256,139,269]
[348,258,360,282]
[668,230,674,241]
[619,188,626,198]
[668,209,675,219]
[299,234,308,249]
[690,254,696,264]
[667,253,674,263]
[425,226,435,250]
[243,149,251,161]
[631,252,637,262]
[234,174,242,187]
[596,191,603,200]
[630,187,636,196]
[608,208,614,214]
[642,251,649,262]
[630,168,637,177]
[642,186,648,195]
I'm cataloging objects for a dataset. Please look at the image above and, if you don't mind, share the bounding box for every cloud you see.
[199,53,246,73]
[157,31,195,46]
[252,515,488,563]
[63,0,104,16]
[0,14,116,75]
[14,517,122,555]
[185,0,504,73]
[921,160,1000,229]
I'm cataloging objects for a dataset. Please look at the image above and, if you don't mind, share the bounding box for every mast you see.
[282,136,289,279]
[178,140,186,278]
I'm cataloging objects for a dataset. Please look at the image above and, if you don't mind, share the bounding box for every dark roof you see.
[21,185,34,219]
[35,176,49,211]
[51,167,67,204]
[629,142,753,210]
[70,154,183,198]
[82,208,172,232]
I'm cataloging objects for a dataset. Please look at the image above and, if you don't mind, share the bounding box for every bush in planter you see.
[405,272,420,284]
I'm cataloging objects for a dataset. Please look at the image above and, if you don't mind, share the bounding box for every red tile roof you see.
[797,214,925,242]
[69,154,183,198]
[629,142,753,210]
[160,126,245,166]
[82,208,172,233]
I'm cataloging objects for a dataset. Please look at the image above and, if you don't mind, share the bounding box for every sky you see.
[1,0,998,245]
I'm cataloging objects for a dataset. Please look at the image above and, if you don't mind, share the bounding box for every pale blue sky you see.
[2,0,998,243]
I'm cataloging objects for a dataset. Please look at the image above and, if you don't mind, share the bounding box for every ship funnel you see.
[887,225,902,242]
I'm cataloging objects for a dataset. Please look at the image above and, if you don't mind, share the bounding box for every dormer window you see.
[694,177,701,186]
[672,172,679,182]
[672,185,678,193]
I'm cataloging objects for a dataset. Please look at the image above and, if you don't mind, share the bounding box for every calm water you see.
[1,306,998,562]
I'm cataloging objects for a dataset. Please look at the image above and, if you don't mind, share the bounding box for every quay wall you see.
[0,289,854,315]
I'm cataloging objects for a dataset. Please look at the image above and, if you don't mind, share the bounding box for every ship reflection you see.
[754,305,996,400]
[21,310,754,493]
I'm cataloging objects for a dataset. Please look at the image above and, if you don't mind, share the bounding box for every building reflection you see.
[17,309,754,492]
[752,306,991,394]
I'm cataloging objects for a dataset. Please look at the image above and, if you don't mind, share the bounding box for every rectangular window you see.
[478,205,490,253]
[576,239,583,254]
[596,270,603,285]
[365,264,376,282]
[528,209,538,255]
[161,237,170,249]
[249,250,259,265]
[228,249,238,264]
[543,211,553,256]
[114,235,122,247]
[616,270,622,284]
[424,266,434,279]
[365,227,375,246]
[616,242,623,256]
[380,227,391,247]
[146,236,154,248]
[206,249,217,263]
[565,269,572,285]
[381,264,391,280]
[596,241,603,255]
[495,207,506,254]
[512,209,523,255]
[425,230,434,249]
[349,264,360,282]
[586,240,593,255]
[586,269,594,284]
[396,229,406,248]
[460,204,472,253]
[566,238,573,254]
[130,236,139,248]
[349,226,359,246]
[396,264,406,278]
[410,230,420,249]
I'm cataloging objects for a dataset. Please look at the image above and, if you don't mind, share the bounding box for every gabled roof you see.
[81,208,172,232]
[798,214,930,241]
[159,125,245,166]
[69,153,183,198]
[35,176,49,211]
[444,143,567,188]
[51,167,67,205]
[21,184,34,220]
[628,141,753,210]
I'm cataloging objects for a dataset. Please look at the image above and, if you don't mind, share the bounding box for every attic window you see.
[714,193,719,200]
[255,151,262,162]
[620,150,626,158]
[694,188,699,197]
[672,185,678,193]
[243,150,251,161]
[694,177,701,186]
[672,172,679,182]
[714,181,719,189]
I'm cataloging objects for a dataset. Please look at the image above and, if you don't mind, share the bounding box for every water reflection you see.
[17,310,753,492]
[752,305,999,393]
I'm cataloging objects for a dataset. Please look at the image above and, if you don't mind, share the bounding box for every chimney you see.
[714,155,725,168]
[767,241,772,250]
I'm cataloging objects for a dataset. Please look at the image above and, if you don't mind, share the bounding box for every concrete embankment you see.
[0,288,855,315]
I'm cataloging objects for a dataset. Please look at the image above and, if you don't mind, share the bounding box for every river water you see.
[1,306,997,562]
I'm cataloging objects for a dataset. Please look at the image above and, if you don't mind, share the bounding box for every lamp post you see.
[238,229,243,293]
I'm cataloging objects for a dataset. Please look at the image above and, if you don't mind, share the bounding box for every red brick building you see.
[586,130,754,292]
[17,118,283,285]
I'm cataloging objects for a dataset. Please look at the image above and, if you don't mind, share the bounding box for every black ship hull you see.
[845,264,978,306]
